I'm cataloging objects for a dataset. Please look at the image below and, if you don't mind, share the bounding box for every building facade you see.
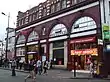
[15,0,104,72]
[0,40,3,57]
[100,0,110,75]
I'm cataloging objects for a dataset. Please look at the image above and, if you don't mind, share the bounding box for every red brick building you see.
[15,0,104,72]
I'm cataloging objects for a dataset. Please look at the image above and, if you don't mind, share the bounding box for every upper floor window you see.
[35,12,39,19]
[61,0,67,9]
[25,16,28,24]
[51,5,55,13]
[56,2,61,11]
[21,19,24,25]
[29,15,32,22]
[33,13,36,21]
[18,20,20,26]
[42,27,46,35]
[43,8,47,16]
[72,0,77,5]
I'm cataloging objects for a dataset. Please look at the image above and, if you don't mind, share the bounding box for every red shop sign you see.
[71,48,98,56]
[70,37,96,43]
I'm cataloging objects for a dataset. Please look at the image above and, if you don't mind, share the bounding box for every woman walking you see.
[25,59,36,82]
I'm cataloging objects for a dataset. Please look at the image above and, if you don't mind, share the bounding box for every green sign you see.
[103,31,110,39]
[103,25,109,31]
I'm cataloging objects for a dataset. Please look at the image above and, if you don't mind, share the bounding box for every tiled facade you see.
[15,0,108,76]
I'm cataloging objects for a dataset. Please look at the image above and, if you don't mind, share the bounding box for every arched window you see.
[71,16,96,33]
[17,35,25,44]
[27,30,39,42]
[50,24,67,37]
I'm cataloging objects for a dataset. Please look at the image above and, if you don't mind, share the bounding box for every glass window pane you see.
[56,2,60,11]
[62,0,66,9]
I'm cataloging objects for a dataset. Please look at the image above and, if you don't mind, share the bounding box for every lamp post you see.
[1,12,10,60]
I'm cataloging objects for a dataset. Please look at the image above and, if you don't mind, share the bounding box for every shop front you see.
[70,36,98,70]
[49,24,68,68]
[27,45,38,61]
[16,46,25,61]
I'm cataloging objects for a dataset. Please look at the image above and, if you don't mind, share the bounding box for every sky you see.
[0,0,46,40]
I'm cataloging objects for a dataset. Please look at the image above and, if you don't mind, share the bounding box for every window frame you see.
[61,0,67,9]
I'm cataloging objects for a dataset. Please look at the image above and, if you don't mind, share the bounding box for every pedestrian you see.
[43,60,48,75]
[89,61,94,78]
[19,59,23,70]
[36,59,42,75]
[11,59,16,76]
[25,64,36,82]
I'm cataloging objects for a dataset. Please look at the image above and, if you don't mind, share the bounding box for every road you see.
[0,69,109,82]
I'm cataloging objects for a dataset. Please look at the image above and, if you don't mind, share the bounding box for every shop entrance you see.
[53,41,64,65]
[53,49,64,65]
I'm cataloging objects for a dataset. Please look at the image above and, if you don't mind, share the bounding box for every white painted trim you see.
[26,41,38,45]
[17,2,99,32]
[16,44,25,47]
[70,30,97,38]
[49,36,68,42]
[40,40,46,43]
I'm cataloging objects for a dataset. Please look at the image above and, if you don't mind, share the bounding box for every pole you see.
[5,12,10,60]
[73,55,76,77]
[73,43,76,77]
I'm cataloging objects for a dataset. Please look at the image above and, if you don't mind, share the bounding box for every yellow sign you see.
[71,48,98,56]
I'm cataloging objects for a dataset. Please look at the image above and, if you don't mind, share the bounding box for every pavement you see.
[0,68,110,82]
[0,67,110,80]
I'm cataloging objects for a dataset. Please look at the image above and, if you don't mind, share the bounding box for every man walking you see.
[11,59,16,76]
[36,59,42,75]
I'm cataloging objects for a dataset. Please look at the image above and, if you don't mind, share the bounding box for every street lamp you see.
[1,12,10,60]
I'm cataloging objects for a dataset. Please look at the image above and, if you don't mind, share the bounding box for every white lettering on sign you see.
[49,24,67,37]
[71,16,96,33]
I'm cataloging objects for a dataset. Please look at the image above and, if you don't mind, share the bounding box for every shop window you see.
[61,0,67,9]
[56,2,61,11]
[53,49,64,65]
